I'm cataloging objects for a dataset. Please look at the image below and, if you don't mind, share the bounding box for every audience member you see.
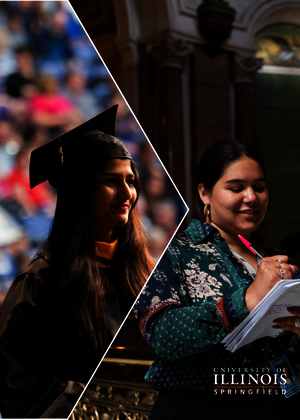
[63,72,99,119]
[0,30,16,78]
[29,74,78,136]
[5,46,37,98]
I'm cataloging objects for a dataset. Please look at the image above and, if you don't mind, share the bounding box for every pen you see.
[238,234,264,259]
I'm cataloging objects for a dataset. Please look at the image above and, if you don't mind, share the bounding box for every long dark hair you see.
[37,158,154,358]
[195,140,266,220]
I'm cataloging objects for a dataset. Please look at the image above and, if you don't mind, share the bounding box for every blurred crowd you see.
[0,1,186,303]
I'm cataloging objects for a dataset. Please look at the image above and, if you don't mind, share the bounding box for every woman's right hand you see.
[245,255,298,312]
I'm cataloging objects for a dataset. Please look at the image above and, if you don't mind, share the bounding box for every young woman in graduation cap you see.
[0,106,154,419]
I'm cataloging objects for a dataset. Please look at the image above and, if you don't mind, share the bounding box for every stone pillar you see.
[232,54,263,144]
[116,39,139,115]
[146,34,193,196]
[191,44,232,215]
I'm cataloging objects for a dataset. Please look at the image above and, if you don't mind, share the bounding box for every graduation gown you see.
[0,256,134,418]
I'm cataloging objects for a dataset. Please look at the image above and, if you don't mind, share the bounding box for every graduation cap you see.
[29,105,132,189]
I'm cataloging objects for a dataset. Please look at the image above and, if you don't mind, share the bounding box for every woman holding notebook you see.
[134,140,300,420]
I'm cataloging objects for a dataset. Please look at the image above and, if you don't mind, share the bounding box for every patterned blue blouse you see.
[133,219,300,389]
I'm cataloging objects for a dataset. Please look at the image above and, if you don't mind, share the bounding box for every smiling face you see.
[198,157,269,242]
[90,158,137,243]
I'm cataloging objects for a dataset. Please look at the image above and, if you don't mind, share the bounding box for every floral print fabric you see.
[133,219,300,389]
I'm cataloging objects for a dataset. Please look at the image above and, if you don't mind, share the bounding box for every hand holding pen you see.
[238,234,297,312]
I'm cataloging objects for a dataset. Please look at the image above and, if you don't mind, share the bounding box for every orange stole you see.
[95,238,118,260]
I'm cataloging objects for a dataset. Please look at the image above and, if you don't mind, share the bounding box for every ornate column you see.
[146,34,193,196]
[232,54,263,144]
